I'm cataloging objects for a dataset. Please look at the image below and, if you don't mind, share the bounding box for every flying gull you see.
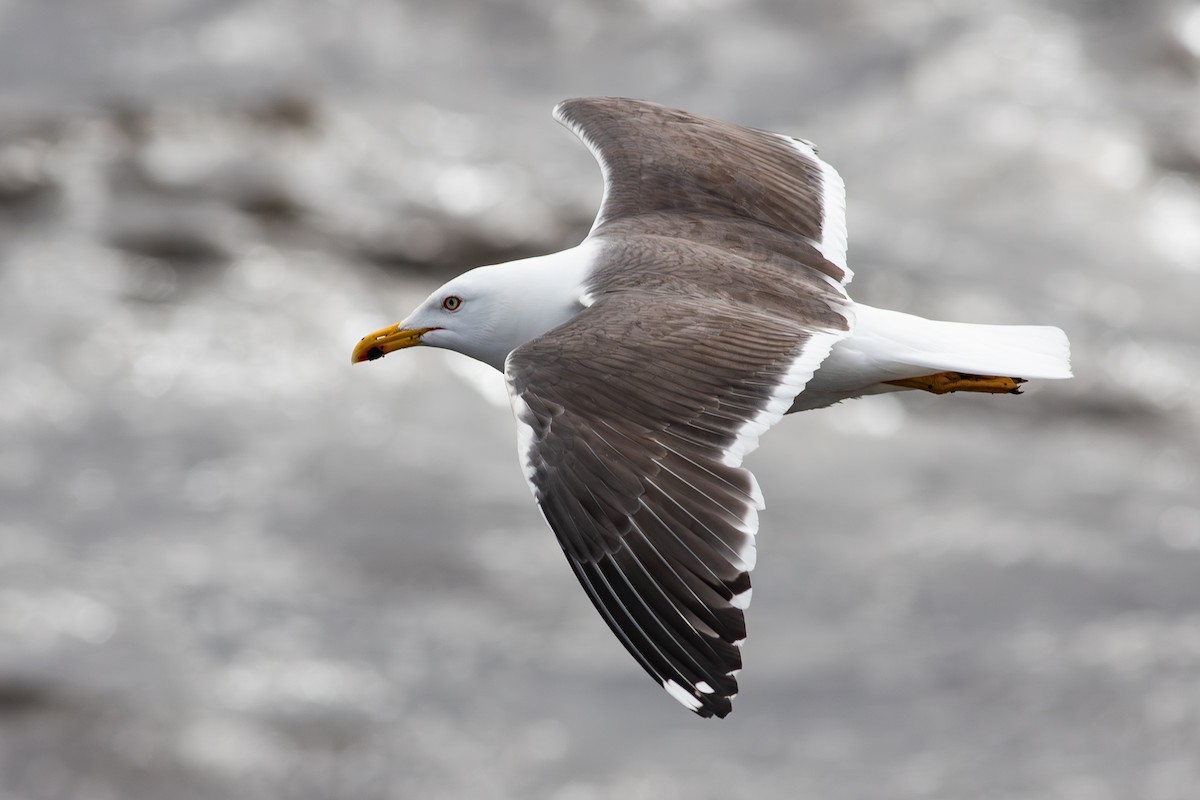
[351,98,1072,718]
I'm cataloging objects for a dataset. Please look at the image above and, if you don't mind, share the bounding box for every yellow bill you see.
[351,324,434,364]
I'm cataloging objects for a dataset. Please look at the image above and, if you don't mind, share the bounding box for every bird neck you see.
[465,241,599,370]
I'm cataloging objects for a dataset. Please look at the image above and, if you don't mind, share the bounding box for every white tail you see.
[847,304,1073,380]
[793,303,1072,412]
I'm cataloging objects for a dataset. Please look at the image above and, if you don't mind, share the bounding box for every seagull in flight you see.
[351,98,1072,718]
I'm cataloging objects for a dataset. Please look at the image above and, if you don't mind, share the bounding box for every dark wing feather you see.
[505,291,848,717]
[554,96,850,284]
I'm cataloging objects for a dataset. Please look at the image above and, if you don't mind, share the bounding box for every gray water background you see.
[2,1,1200,798]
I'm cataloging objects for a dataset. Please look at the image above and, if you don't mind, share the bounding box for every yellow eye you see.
[442,295,462,311]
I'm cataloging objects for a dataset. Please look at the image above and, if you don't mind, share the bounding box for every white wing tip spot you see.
[663,679,704,711]
[730,587,753,610]
[746,472,765,511]
[738,542,757,572]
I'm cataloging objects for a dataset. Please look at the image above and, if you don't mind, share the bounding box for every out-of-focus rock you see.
[106,202,244,266]
[0,138,60,210]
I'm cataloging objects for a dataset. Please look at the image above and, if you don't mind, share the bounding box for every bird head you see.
[351,280,477,364]
[351,249,593,371]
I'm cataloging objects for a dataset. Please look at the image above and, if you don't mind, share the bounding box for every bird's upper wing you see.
[554,96,851,285]
[504,290,849,717]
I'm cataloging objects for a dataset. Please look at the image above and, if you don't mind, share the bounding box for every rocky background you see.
[2,1,1199,798]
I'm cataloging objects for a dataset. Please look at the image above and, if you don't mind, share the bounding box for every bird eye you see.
[442,295,462,311]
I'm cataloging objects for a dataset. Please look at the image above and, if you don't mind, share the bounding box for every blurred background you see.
[2,0,1199,798]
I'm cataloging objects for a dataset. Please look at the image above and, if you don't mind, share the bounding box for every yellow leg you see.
[884,371,1026,395]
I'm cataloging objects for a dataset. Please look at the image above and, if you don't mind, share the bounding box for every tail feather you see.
[792,303,1071,413]
[846,304,1073,381]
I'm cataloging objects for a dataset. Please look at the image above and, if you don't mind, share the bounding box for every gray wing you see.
[554,96,851,284]
[505,291,849,718]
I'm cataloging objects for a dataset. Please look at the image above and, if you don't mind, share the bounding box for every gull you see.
[351,98,1072,718]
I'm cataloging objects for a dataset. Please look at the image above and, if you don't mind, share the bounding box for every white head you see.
[351,245,596,371]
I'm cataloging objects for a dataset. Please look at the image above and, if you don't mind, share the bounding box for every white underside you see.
[795,303,1073,411]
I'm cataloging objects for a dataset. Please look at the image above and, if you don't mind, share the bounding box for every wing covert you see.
[554,96,850,283]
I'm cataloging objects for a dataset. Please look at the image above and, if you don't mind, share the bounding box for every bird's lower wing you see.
[504,292,848,717]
